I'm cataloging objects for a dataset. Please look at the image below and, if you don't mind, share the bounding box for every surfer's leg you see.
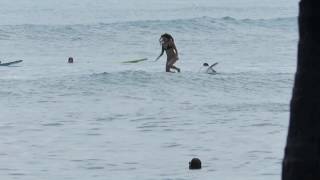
[166,59,175,72]
[167,58,180,72]
[166,65,171,72]
[170,66,180,72]
[166,65,175,73]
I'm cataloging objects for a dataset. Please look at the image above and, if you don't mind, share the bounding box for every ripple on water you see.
[162,142,182,148]
[86,166,105,170]
[250,122,280,127]
[8,172,26,176]
[41,122,64,127]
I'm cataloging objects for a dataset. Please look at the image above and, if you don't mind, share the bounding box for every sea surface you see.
[0,0,299,179]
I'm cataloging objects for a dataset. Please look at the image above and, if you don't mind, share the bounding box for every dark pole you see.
[282,0,320,179]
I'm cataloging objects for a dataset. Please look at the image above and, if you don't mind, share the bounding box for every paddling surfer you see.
[155,33,180,73]
[202,63,217,74]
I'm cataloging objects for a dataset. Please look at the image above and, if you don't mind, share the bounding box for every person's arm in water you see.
[207,64,217,74]
[155,46,165,61]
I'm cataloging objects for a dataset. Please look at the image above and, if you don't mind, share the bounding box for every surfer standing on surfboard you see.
[155,33,180,73]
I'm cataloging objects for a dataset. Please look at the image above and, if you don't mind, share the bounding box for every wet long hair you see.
[159,33,174,45]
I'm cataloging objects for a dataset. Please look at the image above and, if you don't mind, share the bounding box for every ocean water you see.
[0,0,299,179]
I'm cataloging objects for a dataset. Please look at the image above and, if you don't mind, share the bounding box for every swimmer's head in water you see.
[189,158,202,169]
[68,57,74,63]
[203,63,209,67]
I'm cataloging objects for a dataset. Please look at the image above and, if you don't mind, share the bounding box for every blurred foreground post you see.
[282,0,320,179]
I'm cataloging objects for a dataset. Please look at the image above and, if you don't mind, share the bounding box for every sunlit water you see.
[0,0,299,179]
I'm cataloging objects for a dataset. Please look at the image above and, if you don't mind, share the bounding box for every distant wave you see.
[88,70,293,85]
[0,16,297,41]
[99,16,297,31]
[0,16,297,29]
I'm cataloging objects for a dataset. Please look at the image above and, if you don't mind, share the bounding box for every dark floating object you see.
[122,58,148,63]
[0,60,23,66]
[68,57,74,63]
[189,158,201,170]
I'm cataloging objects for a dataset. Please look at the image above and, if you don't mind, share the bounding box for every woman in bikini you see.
[155,33,180,72]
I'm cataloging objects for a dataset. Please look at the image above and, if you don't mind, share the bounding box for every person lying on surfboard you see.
[155,33,180,73]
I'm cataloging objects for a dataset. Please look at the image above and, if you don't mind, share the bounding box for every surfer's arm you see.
[155,47,164,61]
[209,64,216,70]
[207,65,216,74]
